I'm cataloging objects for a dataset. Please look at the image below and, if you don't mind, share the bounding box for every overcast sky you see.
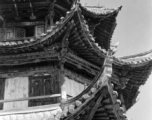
[81,0,152,120]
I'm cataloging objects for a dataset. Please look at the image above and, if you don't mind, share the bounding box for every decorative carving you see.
[0,50,60,66]
[0,66,58,78]
[111,69,131,89]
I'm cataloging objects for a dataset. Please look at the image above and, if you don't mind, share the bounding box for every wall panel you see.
[3,77,29,110]
[64,77,85,97]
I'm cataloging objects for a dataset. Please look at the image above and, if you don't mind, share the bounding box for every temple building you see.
[0,0,152,120]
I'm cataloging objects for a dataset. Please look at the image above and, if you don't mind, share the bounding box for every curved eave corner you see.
[113,49,152,67]
[113,49,152,111]
[79,3,122,18]
[79,3,122,51]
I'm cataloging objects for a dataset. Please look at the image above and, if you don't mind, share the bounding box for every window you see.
[29,75,59,107]
[15,28,25,38]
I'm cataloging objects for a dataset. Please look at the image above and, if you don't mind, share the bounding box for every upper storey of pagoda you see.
[0,0,121,50]
[0,0,121,67]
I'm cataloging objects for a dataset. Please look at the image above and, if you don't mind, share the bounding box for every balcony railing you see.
[0,94,61,104]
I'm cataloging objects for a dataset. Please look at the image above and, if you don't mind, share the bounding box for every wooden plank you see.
[3,77,29,110]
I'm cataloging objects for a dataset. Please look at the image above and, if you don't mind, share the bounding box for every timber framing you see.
[0,0,152,120]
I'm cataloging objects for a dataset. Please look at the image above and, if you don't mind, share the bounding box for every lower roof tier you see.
[0,54,128,120]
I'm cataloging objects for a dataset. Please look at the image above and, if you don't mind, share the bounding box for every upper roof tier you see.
[0,1,121,54]
[0,1,121,66]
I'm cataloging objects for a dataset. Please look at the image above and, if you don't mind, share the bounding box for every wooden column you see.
[48,0,56,29]
[59,59,67,101]
[120,94,126,112]
[0,78,5,110]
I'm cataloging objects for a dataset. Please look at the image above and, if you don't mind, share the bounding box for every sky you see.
[81,0,152,120]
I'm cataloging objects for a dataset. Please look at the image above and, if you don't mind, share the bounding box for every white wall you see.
[3,77,29,110]
[64,77,85,97]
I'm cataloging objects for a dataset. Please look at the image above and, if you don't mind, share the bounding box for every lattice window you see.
[0,78,5,110]
[29,75,59,107]
[15,28,25,38]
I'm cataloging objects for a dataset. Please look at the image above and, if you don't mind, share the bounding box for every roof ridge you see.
[113,49,152,67]
[119,49,152,59]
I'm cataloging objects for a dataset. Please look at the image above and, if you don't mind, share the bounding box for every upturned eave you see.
[112,49,152,110]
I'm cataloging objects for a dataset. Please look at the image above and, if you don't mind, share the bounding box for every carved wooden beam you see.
[0,2,48,9]
[64,68,91,85]
[54,4,68,12]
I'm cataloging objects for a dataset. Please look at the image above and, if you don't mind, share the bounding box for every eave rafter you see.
[66,4,110,66]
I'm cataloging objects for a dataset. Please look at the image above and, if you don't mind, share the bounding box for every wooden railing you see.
[0,94,61,103]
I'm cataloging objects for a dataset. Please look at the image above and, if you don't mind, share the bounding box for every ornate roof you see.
[80,5,122,50]
[0,0,151,119]
[0,51,128,120]
[112,49,152,110]
[0,2,121,66]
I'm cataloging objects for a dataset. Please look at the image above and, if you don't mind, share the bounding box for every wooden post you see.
[59,59,67,101]
[120,94,126,112]
[2,18,6,41]
[44,16,48,32]
[48,0,56,29]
